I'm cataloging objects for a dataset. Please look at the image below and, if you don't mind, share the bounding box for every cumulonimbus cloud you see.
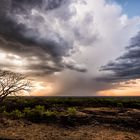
[0,0,140,96]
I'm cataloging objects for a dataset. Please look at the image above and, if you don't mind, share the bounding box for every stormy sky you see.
[0,0,140,96]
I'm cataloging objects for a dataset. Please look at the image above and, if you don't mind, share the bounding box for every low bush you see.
[0,106,6,113]
[44,110,56,116]
[67,107,77,116]
[10,109,23,119]
[117,102,124,108]
[23,105,45,121]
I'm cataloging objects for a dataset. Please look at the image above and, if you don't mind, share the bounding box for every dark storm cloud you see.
[101,32,140,82]
[0,0,68,56]
[0,0,86,74]
[65,63,87,72]
[1,0,64,13]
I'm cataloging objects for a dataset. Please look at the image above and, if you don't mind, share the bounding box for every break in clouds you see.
[0,0,140,95]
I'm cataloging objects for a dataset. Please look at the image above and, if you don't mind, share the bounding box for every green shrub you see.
[10,109,23,119]
[23,107,32,118]
[33,105,45,117]
[117,103,124,108]
[3,111,10,116]
[3,109,23,119]
[0,106,6,113]
[67,107,77,116]
[23,105,45,121]
[34,105,45,111]
[44,110,58,117]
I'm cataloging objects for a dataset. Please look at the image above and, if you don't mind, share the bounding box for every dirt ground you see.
[0,118,139,140]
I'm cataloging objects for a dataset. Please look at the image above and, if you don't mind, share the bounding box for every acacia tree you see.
[0,70,31,102]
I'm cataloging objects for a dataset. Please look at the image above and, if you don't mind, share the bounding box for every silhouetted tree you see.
[0,70,30,102]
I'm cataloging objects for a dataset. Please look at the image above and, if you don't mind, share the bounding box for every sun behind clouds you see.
[31,81,54,96]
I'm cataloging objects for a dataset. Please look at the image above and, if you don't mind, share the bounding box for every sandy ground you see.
[0,118,139,140]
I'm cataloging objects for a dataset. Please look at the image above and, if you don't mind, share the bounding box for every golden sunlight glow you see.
[98,80,140,96]
[98,89,140,96]
[31,81,54,96]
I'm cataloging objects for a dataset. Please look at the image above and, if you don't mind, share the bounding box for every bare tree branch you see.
[0,70,31,102]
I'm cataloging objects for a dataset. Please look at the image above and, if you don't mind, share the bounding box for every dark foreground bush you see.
[0,105,78,123]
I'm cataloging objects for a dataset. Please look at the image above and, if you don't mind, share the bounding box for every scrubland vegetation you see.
[0,97,140,139]
[0,97,139,124]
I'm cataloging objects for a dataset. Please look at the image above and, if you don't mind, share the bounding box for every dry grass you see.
[0,118,139,140]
